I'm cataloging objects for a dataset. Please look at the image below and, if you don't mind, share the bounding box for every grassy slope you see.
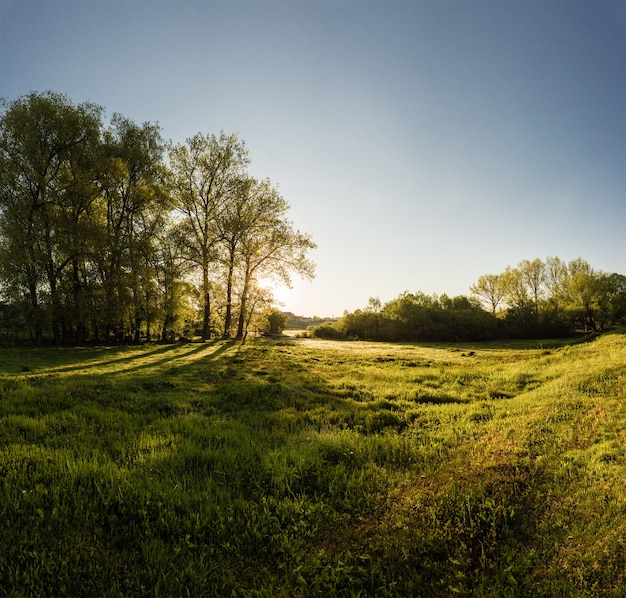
[0,333,625,596]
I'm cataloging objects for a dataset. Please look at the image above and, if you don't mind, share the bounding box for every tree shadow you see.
[117,340,239,377]
[7,343,183,376]
[15,341,236,378]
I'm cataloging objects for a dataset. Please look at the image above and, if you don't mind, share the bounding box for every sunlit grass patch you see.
[1,332,626,594]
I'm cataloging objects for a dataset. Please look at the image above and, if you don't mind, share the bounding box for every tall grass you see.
[0,333,625,595]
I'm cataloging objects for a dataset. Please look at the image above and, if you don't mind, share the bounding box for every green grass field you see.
[1,332,626,596]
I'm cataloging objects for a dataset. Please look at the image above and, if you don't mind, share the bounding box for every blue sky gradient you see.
[1,0,625,316]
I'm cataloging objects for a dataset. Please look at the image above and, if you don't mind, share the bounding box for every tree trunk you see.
[46,259,62,346]
[235,273,250,339]
[27,278,43,345]
[202,252,211,340]
[203,292,211,340]
[223,261,234,337]
[72,258,87,345]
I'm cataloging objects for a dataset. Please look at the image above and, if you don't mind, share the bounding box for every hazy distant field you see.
[1,333,625,596]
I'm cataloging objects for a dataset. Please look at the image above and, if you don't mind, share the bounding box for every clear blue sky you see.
[2,0,625,317]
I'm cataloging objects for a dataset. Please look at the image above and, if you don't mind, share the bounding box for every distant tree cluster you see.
[0,91,315,344]
[311,293,499,342]
[281,312,337,331]
[311,258,626,342]
[471,257,626,336]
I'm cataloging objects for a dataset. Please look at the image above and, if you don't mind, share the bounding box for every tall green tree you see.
[233,178,315,338]
[470,273,505,315]
[501,266,529,311]
[519,258,545,315]
[55,124,103,343]
[564,258,602,331]
[215,176,251,337]
[152,221,196,341]
[0,91,103,343]
[545,256,568,316]
[603,273,626,326]
[95,114,167,341]
[168,132,249,340]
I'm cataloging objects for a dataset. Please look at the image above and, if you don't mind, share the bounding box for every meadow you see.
[1,331,626,596]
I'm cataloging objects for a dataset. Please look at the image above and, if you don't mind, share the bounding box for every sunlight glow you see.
[256,277,293,308]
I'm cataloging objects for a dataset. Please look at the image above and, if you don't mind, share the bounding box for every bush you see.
[309,323,346,340]
[260,310,288,335]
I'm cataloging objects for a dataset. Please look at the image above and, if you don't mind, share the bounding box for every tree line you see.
[311,257,626,342]
[0,91,315,344]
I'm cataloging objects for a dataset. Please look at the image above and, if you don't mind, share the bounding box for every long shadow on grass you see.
[20,342,187,376]
[110,341,236,377]
[23,341,234,379]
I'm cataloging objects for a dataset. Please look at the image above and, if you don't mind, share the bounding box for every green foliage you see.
[0,93,315,345]
[472,256,626,337]
[335,256,626,343]
[309,322,346,340]
[260,309,288,335]
[281,312,336,331]
[1,333,626,594]
[335,292,500,342]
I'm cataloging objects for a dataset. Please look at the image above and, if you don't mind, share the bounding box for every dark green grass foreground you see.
[1,333,626,596]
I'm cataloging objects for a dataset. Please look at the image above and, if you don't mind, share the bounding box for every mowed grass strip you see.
[0,333,625,596]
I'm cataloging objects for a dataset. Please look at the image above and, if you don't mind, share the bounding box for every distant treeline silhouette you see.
[309,257,626,341]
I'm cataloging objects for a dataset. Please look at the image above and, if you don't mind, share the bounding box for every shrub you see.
[309,323,345,339]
